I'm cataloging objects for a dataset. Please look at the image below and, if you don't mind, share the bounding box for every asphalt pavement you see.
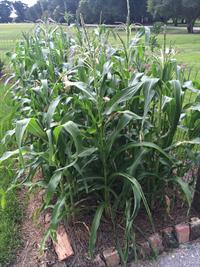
[135,239,200,267]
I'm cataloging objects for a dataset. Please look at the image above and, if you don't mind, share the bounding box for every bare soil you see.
[10,168,199,267]
[10,188,47,267]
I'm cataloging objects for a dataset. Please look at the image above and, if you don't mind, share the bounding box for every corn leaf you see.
[45,171,63,205]
[46,96,61,128]
[0,149,19,163]
[89,204,104,257]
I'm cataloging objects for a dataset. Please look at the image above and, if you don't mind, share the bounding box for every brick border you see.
[92,217,200,267]
[52,217,200,267]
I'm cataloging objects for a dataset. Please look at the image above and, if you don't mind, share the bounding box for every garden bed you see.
[12,177,199,267]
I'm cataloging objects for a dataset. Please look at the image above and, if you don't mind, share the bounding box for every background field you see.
[0,24,34,58]
[0,23,200,80]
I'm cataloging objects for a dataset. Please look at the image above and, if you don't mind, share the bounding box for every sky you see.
[16,0,37,6]
[8,0,37,18]
[21,0,37,6]
[0,0,38,7]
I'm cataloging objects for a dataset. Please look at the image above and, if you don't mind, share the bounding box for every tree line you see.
[0,0,200,33]
[0,1,28,22]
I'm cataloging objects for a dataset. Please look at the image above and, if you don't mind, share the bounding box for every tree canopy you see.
[78,0,150,24]
[148,0,200,33]
[27,0,200,33]
[0,0,28,23]
[18,0,151,24]
[0,0,200,33]
[0,1,12,23]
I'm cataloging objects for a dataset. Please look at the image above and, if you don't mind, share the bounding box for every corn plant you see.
[0,59,4,77]
[1,22,200,262]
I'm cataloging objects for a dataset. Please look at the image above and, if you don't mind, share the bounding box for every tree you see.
[148,0,200,33]
[65,0,79,15]
[13,1,28,22]
[182,0,200,33]
[25,1,48,22]
[0,1,12,23]
[78,0,99,24]
[79,0,127,24]
[26,0,200,32]
[130,0,151,24]
[27,0,79,23]
[78,0,152,24]
[148,0,182,25]
[26,0,152,25]
[50,0,79,23]
[78,0,93,23]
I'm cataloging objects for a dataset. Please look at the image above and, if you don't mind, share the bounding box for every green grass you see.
[112,30,200,80]
[109,30,200,81]
[0,84,22,265]
[0,23,34,60]
[0,168,22,265]
[0,23,34,40]
[159,34,200,79]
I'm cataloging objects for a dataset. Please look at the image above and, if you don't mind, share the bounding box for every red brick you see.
[53,224,74,261]
[103,248,120,267]
[149,233,164,254]
[175,223,190,244]
[190,217,200,241]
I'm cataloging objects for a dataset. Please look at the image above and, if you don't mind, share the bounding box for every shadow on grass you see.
[0,84,22,265]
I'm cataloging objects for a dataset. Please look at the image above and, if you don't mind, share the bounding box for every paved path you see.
[136,239,200,267]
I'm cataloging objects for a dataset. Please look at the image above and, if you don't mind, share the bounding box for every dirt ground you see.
[10,168,199,267]
[10,189,48,267]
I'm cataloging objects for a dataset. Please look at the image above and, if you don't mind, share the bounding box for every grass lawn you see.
[0,23,34,40]
[113,31,200,80]
[0,23,34,60]
[159,34,200,79]
[0,84,22,265]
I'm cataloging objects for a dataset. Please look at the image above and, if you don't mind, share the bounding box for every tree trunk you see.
[187,21,194,33]
[181,19,185,24]
[173,18,178,27]
[192,167,200,212]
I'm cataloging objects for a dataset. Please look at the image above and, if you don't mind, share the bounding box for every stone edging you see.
[92,217,200,267]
